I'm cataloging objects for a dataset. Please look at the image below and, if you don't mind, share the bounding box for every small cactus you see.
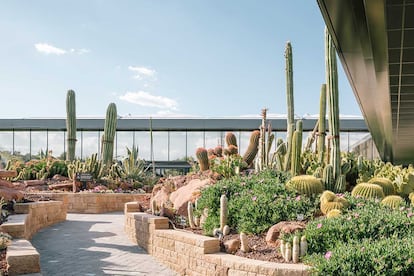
[151,199,157,215]
[323,164,335,191]
[196,147,210,171]
[368,177,395,196]
[381,195,405,209]
[292,236,300,263]
[223,225,230,236]
[240,232,251,253]
[187,202,195,228]
[300,235,307,257]
[320,191,349,215]
[351,183,385,200]
[220,194,228,231]
[334,174,347,193]
[286,175,324,196]
[285,242,292,262]
[280,240,286,259]
[242,130,260,166]
[326,209,341,218]
[225,132,238,147]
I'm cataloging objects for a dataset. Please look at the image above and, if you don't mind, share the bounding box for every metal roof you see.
[0,117,368,132]
[318,0,414,164]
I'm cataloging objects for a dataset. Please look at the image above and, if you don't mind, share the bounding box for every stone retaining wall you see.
[124,208,309,276]
[3,201,66,239]
[27,192,149,213]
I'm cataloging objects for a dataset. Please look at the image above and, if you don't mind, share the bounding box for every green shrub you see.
[305,236,414,275]
[196,170,319,234]
[303,195,414,255]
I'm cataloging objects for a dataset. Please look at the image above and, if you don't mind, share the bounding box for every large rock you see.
[265,221,306,245]
[0,187,24,201]
[151,184,173,211]
[170,178,211,216]
[224,238,240,254]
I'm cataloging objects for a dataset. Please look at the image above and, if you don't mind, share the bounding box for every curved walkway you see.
[31,212,177,276]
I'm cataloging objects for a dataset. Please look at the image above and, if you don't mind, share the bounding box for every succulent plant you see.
[242,130,260,167]
[326,209,341,218]
[320,190,349,215]
[323,164,335,191]
[220,194,228,231]
[225,132,238,148]
[196,147,209,171]
[351,183,385,200]
[224,145,238,156]
[214,146,223,157]
[187,202,195,228]
[285,242,292,262]
[66,90,77,161]
[313,166,323,179]
[334,174,347,193]
[286,175,324,196]
[102,103,117,167]
[292,236,300,263]
[240,232,250,253]
[381,195,405,209]
[368,177,395,196]
[300,235,307,257]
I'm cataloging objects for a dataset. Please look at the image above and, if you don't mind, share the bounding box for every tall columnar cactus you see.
[318,84,327,164]
[187,202,195,228]
[220,194,228,231]
[325,28,341,181]
[284,41,295,172]
[66,90,77,161]
[196,147,209,171]
[291,120,303,176]
[102,103,118,167]
[334,174,347,193]
[242,130,260,167]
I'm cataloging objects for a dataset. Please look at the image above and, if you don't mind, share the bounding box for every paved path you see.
[31,212,177,276]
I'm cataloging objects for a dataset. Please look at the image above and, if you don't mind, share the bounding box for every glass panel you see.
[205,131,222,151]
[82,131,100,159]
[169,132,187,161]
[153,132,168,160]
[0,132,13,154]
[48,131,65,159]
[135,131,151,160]
[14,131,30,161]
[187,132,204,159]
[31,131,48,159]
[116,131,134,160]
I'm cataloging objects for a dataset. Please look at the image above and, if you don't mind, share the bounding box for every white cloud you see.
[34,43,67,55]
[120,91,178,110]
[35,43,90,56]
[128,66,156,80]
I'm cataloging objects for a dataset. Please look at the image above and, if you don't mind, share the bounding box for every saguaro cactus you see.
[284,41,295,171]
[102,103,117,167]
[318,84,327,165]
[325,28,341,181]
[66,90,77,161]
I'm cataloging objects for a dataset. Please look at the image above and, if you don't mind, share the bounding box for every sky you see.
[0,0,363,119]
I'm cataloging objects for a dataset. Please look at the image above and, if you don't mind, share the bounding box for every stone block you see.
[7,239,40,275]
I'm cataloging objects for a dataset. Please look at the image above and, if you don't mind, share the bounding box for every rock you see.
[0,179,15,189]
[52,174,69,181]
[151,185,172,211]
[48,182,73,191]
[0,187,24,201]
[170,179,211,216]
[265,221,306,245]
[224,238,240,254]
[24,180,46,187]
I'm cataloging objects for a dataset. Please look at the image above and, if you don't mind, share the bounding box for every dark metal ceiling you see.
[318,0,414,164]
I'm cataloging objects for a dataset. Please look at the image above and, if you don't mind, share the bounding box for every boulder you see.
[0,180,15,189]
[24,180,46,187]
[151,185,172,211]
[224,238,240,254]
[0,187,24,201]
[169,178,211,216]
[265,221,306,245]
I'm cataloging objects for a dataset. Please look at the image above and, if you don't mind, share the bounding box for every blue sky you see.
[0,0,362,118]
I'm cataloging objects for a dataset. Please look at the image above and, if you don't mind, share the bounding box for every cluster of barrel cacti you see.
[320,190,349,215]
[280,235,307,263]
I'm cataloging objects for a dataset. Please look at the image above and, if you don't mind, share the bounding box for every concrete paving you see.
[31,212,177,276]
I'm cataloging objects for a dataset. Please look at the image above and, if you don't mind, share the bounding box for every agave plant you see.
[119,146,149,181]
